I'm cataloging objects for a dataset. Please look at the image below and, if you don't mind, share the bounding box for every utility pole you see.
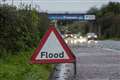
[11,0,14,6]
[20,0,23,5]
[31,0,33,8]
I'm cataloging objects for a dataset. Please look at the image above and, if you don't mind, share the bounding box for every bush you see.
[0,4,49,54]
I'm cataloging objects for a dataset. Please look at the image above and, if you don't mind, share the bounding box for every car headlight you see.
[94,35,97,38]
[81,38,87,42]
[65,34,68,37]
[71,34,73,37]
[78,38,87,43]
[71,40,74,44]
[74,40,77,44]
[83,38,87,42]
[74,36,77,39]
[80,36,83,39]
[88,35,91,38]
[65,40,68,44]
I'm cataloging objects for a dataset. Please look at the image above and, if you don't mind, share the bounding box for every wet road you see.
[73,44,120,80]
[50,40,120,80]
[97,40,120,50]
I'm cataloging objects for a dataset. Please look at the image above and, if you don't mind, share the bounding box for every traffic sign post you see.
[74,59,77,76]
[30,26,76,64]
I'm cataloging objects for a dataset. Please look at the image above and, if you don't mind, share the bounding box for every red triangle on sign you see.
[30,26,76,64]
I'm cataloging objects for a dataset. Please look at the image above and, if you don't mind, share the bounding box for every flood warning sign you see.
[30,26,75,64]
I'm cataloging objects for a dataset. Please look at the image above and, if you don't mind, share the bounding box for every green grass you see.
[0,50,53,80]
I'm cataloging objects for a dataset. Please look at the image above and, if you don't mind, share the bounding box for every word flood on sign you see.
[30,26,75,64]
[40,51,64,58]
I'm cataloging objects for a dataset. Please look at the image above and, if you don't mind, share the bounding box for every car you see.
[64,33,74,38]
[63,33,74,44]
[87,33,97,40]
[87,33,98,44]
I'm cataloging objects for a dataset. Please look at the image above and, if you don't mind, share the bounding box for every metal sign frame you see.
[30,26,76,64]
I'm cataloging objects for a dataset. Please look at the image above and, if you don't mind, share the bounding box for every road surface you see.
[50,40,120,80]
[74,47,120,80]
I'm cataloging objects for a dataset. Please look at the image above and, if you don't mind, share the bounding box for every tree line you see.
[0,4,49,55]
[88,2,120,39]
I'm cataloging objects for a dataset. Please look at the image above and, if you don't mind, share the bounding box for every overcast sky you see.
[1,0,120,13]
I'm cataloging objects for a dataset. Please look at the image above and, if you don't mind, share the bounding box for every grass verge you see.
[0,50,53,80]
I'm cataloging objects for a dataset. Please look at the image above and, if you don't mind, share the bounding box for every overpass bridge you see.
[47,13,97,34]
[48,13,95,21]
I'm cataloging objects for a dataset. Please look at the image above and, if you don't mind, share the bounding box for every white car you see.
[87,33,98,44]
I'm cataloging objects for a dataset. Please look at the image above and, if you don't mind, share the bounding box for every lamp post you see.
[11,0,14,6]
[31,0,33,8]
